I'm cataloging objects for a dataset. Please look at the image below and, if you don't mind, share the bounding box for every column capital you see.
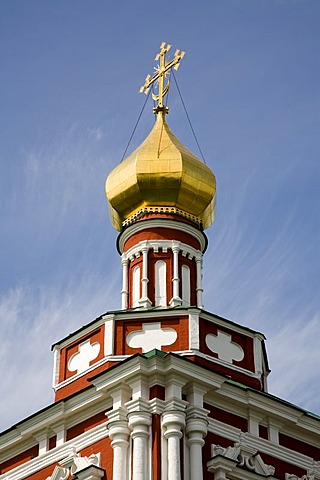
[107,406,128,424]
[186,406,209,447]
[162,401,187,435]
[171,241,181,253]
[126,397,151,413]
[141,243,150,253]
[121,255,129,265]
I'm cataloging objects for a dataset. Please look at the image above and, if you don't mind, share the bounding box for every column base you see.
[139,297,152,308]
[169,296,182,307]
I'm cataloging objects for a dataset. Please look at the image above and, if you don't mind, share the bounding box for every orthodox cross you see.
[140,42,185,113]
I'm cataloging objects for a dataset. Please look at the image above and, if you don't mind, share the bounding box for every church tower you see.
[1,43,319,480]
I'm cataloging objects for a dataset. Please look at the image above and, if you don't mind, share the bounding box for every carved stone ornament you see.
[286,461,320,480]
[211,434,275,477]
[46,448,101,480]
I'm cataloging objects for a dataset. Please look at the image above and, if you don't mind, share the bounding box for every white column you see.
[139,244,152,308]
[185,384,208,480]
[186,407,208,480]
[121,256,129,310]
[162,396,187,480]
[162,409,186,480]
[107,407,130,480]
[195,255,203,309]
[170,244,182,307]
[127,399,152,480]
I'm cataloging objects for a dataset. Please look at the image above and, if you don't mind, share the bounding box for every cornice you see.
[122,238,202,263]
[0,389,108,462]
[199,310,265,340]
[206,383,320,440]
[208,418,316,471]
[0,422,108,480]
[188,350,261,378]
[117,218,207,253]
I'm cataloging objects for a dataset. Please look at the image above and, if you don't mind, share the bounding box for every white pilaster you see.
[170,244,182,307]
[121,256,129,310]
[188,309,200,350]
[126,398,152,480]
[51,422,66,447]
[52,345,60,389]
[195,255,203,308]
[248,411,262,437]
[139,244,152,307]
[34,431,49,456]
[268,420,282,444]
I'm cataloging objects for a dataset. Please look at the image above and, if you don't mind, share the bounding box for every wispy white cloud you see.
[0,268,120,432]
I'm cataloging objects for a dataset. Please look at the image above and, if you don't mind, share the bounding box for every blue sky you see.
[0,0,319,431]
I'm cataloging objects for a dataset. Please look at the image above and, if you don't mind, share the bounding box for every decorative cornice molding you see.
[0,424,108,480]
[210,436,275,476]
[122,239,202,263]
[117,218,207,253]
[207,419,318,472]
[0,392,109,463]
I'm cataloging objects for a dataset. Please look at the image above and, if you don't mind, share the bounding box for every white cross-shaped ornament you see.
[126,322,177,353]
[205,330,244,364]
[68,340,101,375]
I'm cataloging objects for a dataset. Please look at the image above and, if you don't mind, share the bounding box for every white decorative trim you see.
[253,335,263,376]
[186,350,261,379]
[52,345,61,389]
[48,448,101,478]
[68,341,100,375]
[188,311,200,350]
[205,331,244,364]
[126,322,177,352]
[123,239,202,267]
[53,355,117,391]
[210,437,275,476]
[285,464,320,480]
[118,218,207,253]
[0,423,108,480]
[195,256,203,308]
[53,314,111,350]
[171,243,182,308]
[207,419,317,472]
[199,311,265,340]
[104,315,115,356]
[46,465,69,480]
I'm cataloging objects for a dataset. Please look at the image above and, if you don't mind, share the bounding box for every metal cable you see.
[121,89,151,162]
[172,70,206,163]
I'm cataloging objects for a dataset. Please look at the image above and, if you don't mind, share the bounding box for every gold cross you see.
[139,42,185,113]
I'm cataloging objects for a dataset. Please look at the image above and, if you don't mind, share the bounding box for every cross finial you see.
[139,42,185,114]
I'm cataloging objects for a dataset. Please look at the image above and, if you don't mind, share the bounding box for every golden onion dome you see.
[105,111,216,231]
